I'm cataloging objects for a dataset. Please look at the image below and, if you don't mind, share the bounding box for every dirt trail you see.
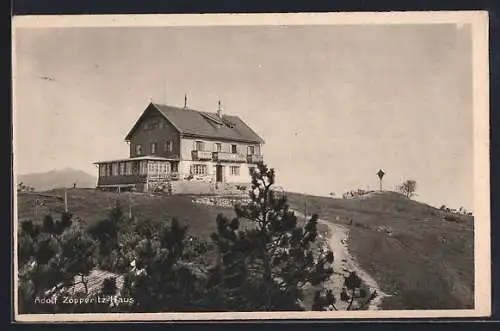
[319,220,389,310]
[294,209,388,310]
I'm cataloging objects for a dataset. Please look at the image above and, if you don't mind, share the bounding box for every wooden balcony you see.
[212,152,247,163]
[246,154,264,163]
[191,150,213,161]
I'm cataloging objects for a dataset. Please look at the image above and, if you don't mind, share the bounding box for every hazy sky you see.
[13,24,473,210]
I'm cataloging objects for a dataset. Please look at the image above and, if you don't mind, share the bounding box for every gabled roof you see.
[125,102,265,144]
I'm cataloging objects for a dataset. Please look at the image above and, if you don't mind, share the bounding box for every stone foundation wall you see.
[169,181,250,196]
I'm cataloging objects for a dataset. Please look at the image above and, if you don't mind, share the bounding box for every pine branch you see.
[346,288,356,310]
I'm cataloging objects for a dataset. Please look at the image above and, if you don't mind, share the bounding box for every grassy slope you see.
[286,191,474,310]
[17,188,235,239]
[17,188,474,310]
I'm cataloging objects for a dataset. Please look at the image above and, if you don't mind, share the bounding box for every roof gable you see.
[124,103,180,141]
[126,102,264,144]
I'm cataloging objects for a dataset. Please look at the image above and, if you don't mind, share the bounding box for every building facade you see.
[94,102,264,193]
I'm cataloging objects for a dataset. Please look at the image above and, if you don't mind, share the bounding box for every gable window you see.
[231,144,237,154]
[194,140,205,151]
[230,166,240,176]
[136,144,143,156]
[165,140,173,152]
[191,164,207,175]
[151,142,157,154]
[145,119,160,130]
[247,145,255,155]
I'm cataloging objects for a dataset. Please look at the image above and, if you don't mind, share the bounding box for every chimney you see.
[217,100,222,118]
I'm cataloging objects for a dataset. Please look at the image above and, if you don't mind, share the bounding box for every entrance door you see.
[216,165,223,182]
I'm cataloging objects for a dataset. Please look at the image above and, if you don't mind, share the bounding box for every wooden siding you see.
[97,174,147,186]
[129,104,181,159]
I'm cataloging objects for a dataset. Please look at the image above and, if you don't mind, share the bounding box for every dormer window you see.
[224,120,235,128]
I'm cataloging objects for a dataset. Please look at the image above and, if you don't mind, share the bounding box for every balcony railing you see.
[212,152,247,163]
[147,172,180,181]
[191,150,213,161]
[246,154,264,163]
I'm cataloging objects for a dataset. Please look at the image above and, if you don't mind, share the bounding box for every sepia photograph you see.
[12,12,490,321]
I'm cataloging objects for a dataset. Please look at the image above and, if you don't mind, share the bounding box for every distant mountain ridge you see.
[17,168,97,191]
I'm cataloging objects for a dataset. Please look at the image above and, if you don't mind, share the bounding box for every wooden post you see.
[145,161,149,192]
[130,192,133,217]
[64,187,68,213]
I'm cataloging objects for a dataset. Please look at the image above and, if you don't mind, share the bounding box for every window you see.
[231,144,237,154]
[99,165,106,177]
[248,164,257,175]
[140,161,148,175]
[191,164,207,175]
[160,163,167,173]
[165,140,173,152]
[119,162,125,175]
[151,142,157,154]
[230,166,240,176]
[248,145,255,155]
[112,163,119,176]
[171,162,179,173]
[144,119,160,130]
[194,141,205,151]
[125,162,132,176]
[136,144,143,156]
[215,143,222,152]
